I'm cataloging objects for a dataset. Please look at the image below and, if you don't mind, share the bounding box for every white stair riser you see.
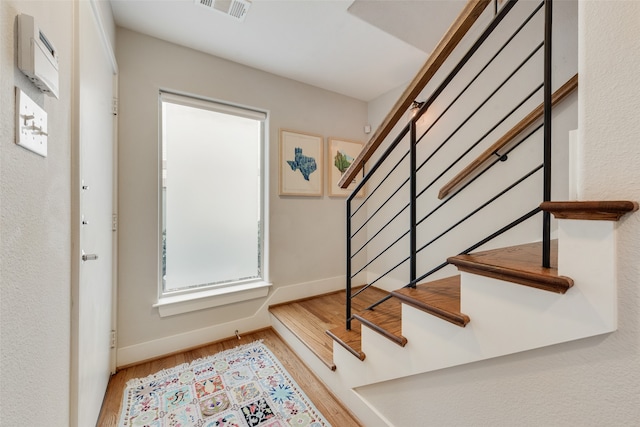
[558,219,617,328]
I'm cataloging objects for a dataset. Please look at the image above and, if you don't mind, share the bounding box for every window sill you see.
[153,281,271,317]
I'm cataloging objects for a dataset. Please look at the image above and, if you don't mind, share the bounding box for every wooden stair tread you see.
[326,322,365,361]
[354,297,407,347]
[541,200,638,221]
[448,240,574,294]
[391,276,470,327]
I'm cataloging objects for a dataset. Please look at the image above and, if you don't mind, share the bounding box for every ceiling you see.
[109,0,466,102]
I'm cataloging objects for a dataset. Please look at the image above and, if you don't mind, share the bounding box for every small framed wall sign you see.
[279,129,323,196]
[328,137,365,197]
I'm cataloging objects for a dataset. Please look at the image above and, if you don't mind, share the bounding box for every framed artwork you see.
[279,129,323,196]
[328,137,365,197]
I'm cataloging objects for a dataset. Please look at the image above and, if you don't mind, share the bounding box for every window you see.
[157,92,269,314]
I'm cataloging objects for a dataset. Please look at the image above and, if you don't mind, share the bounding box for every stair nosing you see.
[447,241,573,294]
[540,200,638,221]
[353,313,407,347]
[325,329,365,361]
[391,289,470,327]
[450,257,573,292]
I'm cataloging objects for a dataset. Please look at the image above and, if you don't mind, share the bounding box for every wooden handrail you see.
[438,73,579,199]
[338,0,492,189]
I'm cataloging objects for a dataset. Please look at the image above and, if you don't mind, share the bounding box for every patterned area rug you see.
[118,341,332,427]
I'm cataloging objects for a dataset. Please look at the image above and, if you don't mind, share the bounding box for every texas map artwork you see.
[287,147,317,181]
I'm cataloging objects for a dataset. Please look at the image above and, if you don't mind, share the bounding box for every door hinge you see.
[112,213,117,232]
[112,97,118,116]
[110,330,116,349]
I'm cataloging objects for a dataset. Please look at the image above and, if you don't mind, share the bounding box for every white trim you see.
[89,0,118,74]
[117,276,346,366]
[154,281,272,317]
[160,91,266,121]
[110,73,119,374]
[260,117,270,292]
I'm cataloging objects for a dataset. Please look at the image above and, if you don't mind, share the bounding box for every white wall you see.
[356,1,640,425]
[0,1,73,425]
[116,28,367,360]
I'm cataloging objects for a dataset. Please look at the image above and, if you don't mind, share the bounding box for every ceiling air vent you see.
[194,0,252,22]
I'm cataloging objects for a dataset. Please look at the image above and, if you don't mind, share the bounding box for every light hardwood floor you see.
[97,328,362,426]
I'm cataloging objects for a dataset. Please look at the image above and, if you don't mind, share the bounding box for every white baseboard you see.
[116,275,346,367]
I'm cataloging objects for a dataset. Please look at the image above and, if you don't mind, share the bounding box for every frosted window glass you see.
[162,101,261,292]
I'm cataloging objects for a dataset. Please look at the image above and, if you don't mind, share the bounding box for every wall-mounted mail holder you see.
[15,88,48,157]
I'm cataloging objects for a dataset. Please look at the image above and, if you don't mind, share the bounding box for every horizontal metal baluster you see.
[347,126,409,205]
[414,1,545,149]
[415,42,544,177]
[351,203,410,259]
[417,123,544,227]
[413,206,542,284]
[416,165,543,254]
[351,150,409,218]
[350,178,409,239]
[415,82,543,202]
[351,230,410,278]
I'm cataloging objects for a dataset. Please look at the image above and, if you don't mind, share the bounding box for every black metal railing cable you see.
[417,123,544,227]
[413,1,544,150]
[415,81,543,203]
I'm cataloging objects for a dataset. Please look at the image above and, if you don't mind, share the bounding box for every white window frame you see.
[153,91,270,317]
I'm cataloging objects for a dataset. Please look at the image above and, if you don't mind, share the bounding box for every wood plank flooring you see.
[97,328,363,426]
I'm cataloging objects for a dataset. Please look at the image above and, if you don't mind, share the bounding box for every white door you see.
[70,1,116,425]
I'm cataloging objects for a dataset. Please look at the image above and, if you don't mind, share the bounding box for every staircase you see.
[271,201,635,389]
[270,1,636,424]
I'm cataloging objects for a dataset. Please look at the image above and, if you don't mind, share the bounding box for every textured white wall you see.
[116,28,367,352]
[0,1,73,425]
[357,1,640,425]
